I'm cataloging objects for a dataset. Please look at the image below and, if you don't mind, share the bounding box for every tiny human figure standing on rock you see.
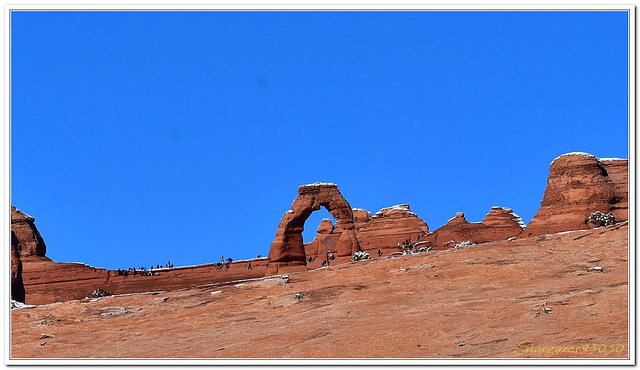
[378,248,383,257]
[247,262,252,270]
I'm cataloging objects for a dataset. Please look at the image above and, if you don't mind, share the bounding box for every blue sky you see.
[11,11,628,270]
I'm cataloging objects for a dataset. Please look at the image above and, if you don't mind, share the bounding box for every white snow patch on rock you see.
[11,300,34,310]
[550,152,597,166]
[302,182,337,187]
[511,213,527,229]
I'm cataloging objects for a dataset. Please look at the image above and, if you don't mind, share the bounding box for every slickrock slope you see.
[522,153,628,237]
[423,207,525,249]
[11,206,46,257]
[11,223,628,359]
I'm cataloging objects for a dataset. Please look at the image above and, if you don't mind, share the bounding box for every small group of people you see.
[397,235,422,252]
[117,260,174,277]
[216,257,233,270]
[320,250,335,267]
[116,267,154,277]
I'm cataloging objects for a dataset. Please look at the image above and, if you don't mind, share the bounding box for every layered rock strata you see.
[11,205,47,257]
[422,207,525,250]
[20,256,268,305]
[11,206,269,305]
[354,204,430,254]
[300,204,430,270]
[521,153,628,237]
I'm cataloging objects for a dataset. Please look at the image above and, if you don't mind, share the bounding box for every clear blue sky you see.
[11,11,628,270]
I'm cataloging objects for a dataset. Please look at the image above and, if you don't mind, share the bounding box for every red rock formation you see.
[267,183,361,275]
[10,223,629,359]
[20,256,269,305]
[352,208,373,229]
[11,204,269,305]
[304,218,340,264]
[301,204,430,268]
[11,206,46,257]
[316,219,334,234]
[600,158,629,223]
[521,153,628,237]
[423,207,525,249]
[11,231,26,303]
[354,204,430,255]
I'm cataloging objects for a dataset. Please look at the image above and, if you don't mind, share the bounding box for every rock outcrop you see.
[20,256,269,305]
[521,153,628,237]
[11,206,47,257]
[316,219,334,234]
[600,158,629,223]
[10,206,269,305]
[11,231,26,303]
[301,204,430,267]
[267,183,361,275]
[422,207,525,250]
[354,204,430,254]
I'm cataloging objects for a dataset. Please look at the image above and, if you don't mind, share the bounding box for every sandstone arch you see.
[266,183,361,275]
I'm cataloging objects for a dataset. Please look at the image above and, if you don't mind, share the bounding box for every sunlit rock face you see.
[422,207,525,250]
[521,153,628,238]
[267,183,361,275]
[11,206,47,257]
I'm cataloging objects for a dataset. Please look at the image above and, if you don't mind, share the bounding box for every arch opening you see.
[266,183,361,275]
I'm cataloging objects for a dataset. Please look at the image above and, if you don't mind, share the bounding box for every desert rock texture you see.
[11,231,25,303]
[267,183,361,275]
[521,153,628,237]
[11,223,628,359]
[10,152,629,360]
[422,207,525,250]
[11,205,47,257]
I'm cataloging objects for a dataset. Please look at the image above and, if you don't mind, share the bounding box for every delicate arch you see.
[266,183,360,274]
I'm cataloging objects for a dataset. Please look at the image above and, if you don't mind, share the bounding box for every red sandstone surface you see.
[11,231,25,303]
[303,204,430,270]
[267,183,361,275]
[11,205,47,257]
[11,223,629,359]
[423,207,525,250]
[355,204,429,253]
[20,256,268,306]
[9,151,630,360]
[522,153,628,237]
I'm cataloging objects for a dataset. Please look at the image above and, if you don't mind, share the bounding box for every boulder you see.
[521,153,628,237]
